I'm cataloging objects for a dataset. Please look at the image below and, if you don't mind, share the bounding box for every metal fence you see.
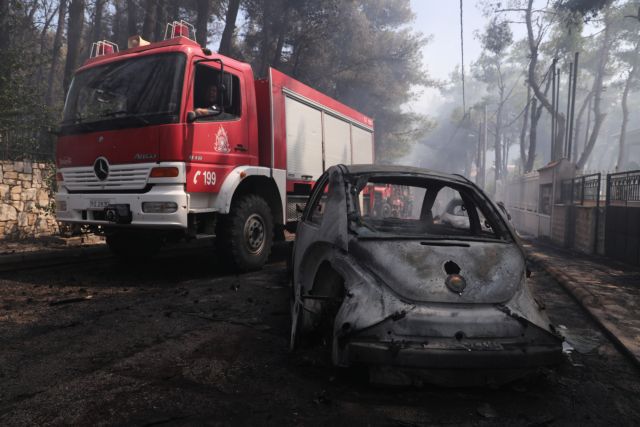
[560,173,602,205]
[606,170,640,205]
[0,114,56,162]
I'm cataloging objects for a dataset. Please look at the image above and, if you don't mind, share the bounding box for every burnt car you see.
[289,165,562,386]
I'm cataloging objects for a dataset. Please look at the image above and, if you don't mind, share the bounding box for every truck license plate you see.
[89,199,112,209]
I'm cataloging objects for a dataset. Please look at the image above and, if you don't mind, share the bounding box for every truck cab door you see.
[186,62,250,193]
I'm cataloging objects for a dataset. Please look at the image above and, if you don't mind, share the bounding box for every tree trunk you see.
[0,0,9,53]
[92,0,105,42]
[196,0,210,46]
[520,85,531,171]
[46,0,68,105]
[218,0,241,55]
[615,38,640,171]
[525,0,566,157]
[127,0,137,37]
[291,39,306,77]
[39,4,59,54]
[113,0,126,47]
[142,0,156,41]
[526,97,538,173]
[36,4,59,92]
[169,0,179,22]
[572,91,594,163]
[154,0,166,41]
[0,0,12,89]
[272,3,292,68]
[577,9,613,170]
[257,0,274,77]
[502,134,511,173]
[525,57,554,172]
[63,0,85,93]
[494,101,503,182]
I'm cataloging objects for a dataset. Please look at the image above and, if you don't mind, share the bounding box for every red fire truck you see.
[54,22,374,270]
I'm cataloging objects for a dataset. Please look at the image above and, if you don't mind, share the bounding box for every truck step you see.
[194,233,216,240]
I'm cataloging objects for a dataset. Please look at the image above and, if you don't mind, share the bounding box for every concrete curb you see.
[528,251,640,370]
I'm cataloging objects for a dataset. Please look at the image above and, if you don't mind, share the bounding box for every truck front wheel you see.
[217,194,274,271]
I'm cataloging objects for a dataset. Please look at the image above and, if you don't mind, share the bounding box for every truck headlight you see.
[142,202,178,213]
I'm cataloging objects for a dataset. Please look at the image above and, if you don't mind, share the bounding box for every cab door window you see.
[193,65,241,120]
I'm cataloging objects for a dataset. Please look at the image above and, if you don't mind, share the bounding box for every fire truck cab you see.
[55,22,374,271]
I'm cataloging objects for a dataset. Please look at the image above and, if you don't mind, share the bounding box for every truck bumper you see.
[55,185,189,229]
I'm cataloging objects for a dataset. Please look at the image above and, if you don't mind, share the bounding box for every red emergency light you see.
[164,20,195,41]
[90,40,119,58]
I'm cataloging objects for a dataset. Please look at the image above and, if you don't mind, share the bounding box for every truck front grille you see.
[62,164,151,192]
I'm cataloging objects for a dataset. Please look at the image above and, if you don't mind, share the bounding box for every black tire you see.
[216,194,274,272]
[106,231,163,260]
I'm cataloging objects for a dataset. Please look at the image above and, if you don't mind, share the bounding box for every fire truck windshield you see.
[61,52,186,134]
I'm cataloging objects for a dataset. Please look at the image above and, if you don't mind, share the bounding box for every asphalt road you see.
[0,243,639,426]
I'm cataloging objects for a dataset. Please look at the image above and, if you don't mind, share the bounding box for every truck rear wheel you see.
[216,194,274,271]
[106,231,163,260]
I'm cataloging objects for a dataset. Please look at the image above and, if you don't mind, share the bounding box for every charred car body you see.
[290,165,562,386]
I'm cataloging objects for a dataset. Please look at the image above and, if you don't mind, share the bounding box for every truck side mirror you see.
[186,111,197,123]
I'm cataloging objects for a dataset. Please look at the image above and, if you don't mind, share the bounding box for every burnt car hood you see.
[348,238,524,304]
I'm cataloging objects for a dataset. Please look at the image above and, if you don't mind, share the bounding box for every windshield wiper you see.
[420,240,470,247]
[99,111,149,125]
[100,110,128,117]
[61,115,100,131]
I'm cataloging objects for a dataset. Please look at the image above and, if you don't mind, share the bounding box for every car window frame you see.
[302,174,330,226]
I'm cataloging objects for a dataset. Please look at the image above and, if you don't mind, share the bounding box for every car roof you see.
[339,164,471,185]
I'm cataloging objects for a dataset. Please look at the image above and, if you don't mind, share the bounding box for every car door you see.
[292,167,349,289]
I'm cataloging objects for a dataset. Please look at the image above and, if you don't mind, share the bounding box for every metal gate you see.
[605,170,640,266]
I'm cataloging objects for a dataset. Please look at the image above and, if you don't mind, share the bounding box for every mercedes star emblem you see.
[93,157,109,181]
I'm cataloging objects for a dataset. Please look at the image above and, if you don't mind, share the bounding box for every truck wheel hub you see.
[244,214,265,254]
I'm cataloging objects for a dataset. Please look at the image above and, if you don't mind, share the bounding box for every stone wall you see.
[573,206,596,254]
[0,160,59,238]
[550,203,604,255]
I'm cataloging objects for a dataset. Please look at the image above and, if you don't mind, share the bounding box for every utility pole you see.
[477,122,482,186]
[565,63,573,158]
[551,60,557,160]
[568,52,579,161]
[480,104,487,189]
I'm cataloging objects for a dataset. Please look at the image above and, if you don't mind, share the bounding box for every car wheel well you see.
[311,261,345,299]
[308,261,345,333]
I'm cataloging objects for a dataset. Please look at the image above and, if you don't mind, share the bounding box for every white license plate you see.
[89,199,112,209]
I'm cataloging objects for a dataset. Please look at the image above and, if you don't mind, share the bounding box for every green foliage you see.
[480,18,513,55]
[238,0,434,161]
[0,0,60,160]
[554,0,613,20]
[0,0,433,163]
